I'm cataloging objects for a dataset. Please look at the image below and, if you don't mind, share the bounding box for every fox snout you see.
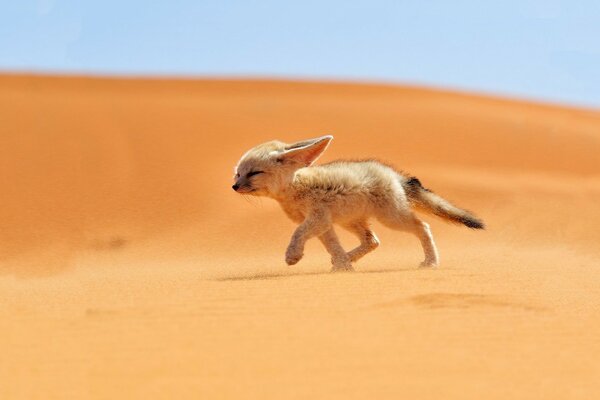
[232,182,249,192]
[232,178,254,193]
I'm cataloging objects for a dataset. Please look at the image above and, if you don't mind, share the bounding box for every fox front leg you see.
[318,229,353,272]
[285,211,330,266]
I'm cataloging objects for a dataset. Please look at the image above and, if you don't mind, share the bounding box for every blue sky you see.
[2,1,599,107]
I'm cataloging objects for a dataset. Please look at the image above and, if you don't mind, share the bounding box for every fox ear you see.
[279,135,333,166]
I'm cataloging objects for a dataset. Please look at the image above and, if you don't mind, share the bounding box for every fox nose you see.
[232,184,240,191]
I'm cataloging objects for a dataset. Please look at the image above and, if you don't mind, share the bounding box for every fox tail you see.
[402,177,484,229]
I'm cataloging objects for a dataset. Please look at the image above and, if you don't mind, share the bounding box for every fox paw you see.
[331,257,354,272]
[285,247,303,265]
[331,264,354,272]
[419,260,439,268]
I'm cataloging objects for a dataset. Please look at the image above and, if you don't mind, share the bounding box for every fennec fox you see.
[233,135,484,271]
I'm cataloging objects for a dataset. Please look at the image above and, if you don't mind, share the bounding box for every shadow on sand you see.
[214,266,421,282]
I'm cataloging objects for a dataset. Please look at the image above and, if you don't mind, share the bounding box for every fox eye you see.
[247,171,264,178]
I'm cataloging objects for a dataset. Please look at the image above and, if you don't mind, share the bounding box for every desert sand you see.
[1,74,599,399]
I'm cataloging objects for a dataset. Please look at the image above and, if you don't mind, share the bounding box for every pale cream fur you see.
[233,135,482,271]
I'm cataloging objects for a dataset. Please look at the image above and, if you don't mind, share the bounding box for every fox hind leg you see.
[412,218,439,267]
[343,221,380,262]
[377,208,439,267]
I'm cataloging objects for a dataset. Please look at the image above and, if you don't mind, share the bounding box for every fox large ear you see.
[278,135,333,166]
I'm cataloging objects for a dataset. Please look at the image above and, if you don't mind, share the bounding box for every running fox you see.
[232,135,484,271]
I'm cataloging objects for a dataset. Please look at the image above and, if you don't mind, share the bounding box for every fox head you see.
[233,135,333,197]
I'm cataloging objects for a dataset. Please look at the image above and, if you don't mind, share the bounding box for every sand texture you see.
[1,74,599,399]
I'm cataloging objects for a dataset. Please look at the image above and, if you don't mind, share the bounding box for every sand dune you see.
[1,74,599,399]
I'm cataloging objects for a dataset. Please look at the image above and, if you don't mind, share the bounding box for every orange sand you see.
[1,74,599,399]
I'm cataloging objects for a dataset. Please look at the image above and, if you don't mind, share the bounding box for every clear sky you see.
[2,1,599,107]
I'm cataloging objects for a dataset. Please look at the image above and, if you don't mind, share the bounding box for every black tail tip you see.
[462,217,485,230]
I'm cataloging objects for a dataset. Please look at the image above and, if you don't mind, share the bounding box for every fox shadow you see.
[214,266,420,281]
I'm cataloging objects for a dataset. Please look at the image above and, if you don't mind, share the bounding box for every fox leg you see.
[343,221,380,262]
[285,210,330,266]
[378,210,439,267]
[318,228,353,272]
[412,218,439,267]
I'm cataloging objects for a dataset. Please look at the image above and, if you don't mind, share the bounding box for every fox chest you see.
[279,202,306,223]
